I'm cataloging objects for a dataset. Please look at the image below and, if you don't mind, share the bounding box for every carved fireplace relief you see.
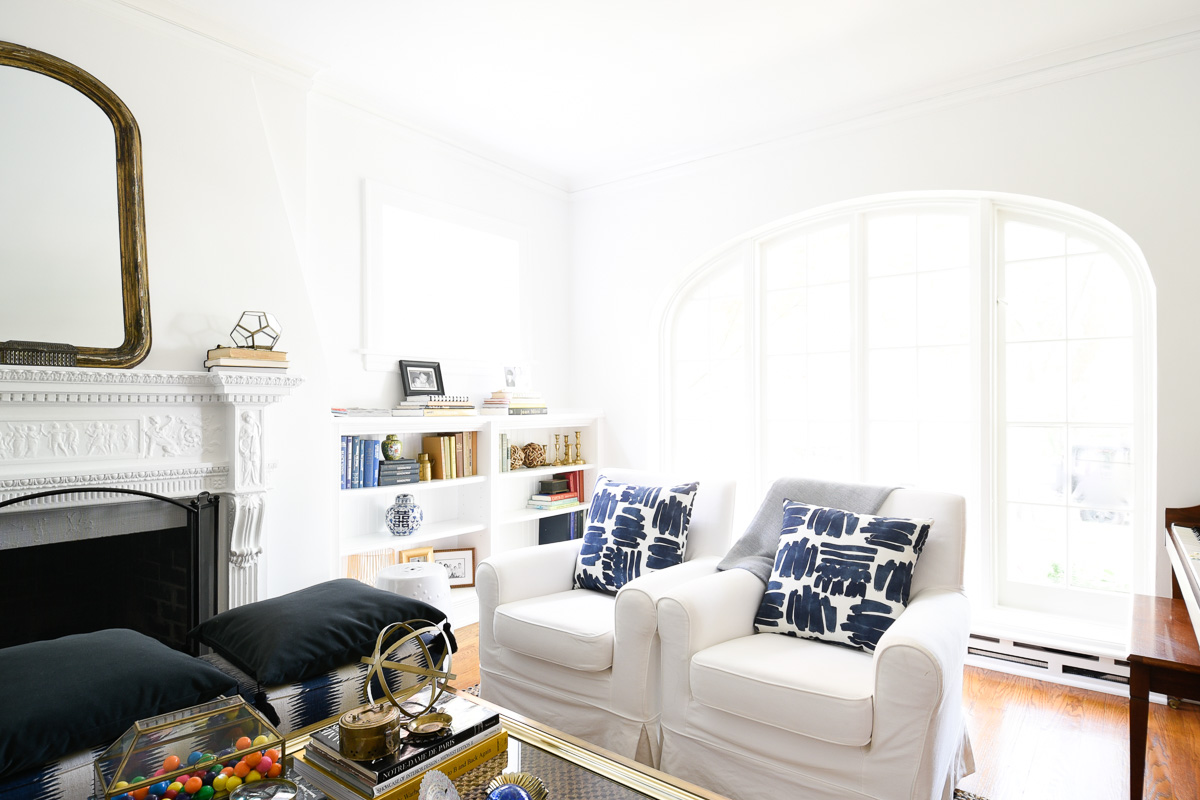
[0,366,301,612]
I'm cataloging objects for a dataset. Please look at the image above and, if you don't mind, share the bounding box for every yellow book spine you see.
[297,730,508,800]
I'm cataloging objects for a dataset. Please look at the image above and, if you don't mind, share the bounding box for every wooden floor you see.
[450,623,1200,799]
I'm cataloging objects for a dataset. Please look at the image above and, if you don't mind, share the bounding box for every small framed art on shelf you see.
[434,547,476,588]
[400,546,434,564]
[400,360,443,396]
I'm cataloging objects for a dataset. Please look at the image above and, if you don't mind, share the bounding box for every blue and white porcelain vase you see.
[385,493,423,536]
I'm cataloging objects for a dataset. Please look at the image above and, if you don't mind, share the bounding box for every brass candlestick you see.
[553,434,564,466]
[564,438,573,464]
[573,430,585,465]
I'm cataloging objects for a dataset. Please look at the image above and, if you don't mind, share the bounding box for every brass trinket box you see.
[338,704,403,761]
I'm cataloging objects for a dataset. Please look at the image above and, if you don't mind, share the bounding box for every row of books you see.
[480,390,548,416]
[292,690,504,800]
[393,395,478,417]
[205,346,289,371]
[526,472,585,509]
[421,433,478,480]
[340,437,420,489]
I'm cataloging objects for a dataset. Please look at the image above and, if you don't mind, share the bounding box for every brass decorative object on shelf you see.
[418,452,433,482]
[574,430,586,465]
[563,438,573,464]
[552,434,564,466]
[338,704,403,761]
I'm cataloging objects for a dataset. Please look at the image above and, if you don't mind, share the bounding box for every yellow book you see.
[443,435,456,480]
[295,730,508,800]
[422,436,447,480]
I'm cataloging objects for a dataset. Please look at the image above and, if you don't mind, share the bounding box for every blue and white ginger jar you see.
[386,493,423,536]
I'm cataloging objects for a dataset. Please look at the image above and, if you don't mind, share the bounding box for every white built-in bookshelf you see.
[332,411,604,626]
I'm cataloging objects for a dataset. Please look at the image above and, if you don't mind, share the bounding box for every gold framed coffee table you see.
[289,690,730,800]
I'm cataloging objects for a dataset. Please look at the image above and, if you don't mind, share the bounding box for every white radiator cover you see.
[0,365,301,611]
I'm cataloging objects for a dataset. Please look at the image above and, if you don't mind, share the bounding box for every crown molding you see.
[571,17,1200,192]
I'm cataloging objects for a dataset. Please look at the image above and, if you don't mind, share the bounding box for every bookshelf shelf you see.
[332,411,604,627]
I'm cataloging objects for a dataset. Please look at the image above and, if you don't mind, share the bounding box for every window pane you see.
[867,214,916,277]
[1006,341,1066,422]
[806,352,853,422]
[1006,503,1068,587]
[918,214,970,272]
[1067,252,1132,339]
[1005,220,1065,262]
[804,421,855,480]
[806,282,851,353]
[866,421,919,485]
[867,274,916,348]
[918,421,973,497]
[1068,339,1133,423]
[917,268,970,346]
[1068,511,1132,593]
[1006,425,1067,505]
[765,355,807,420]
[867,348,918,421]
[1069,427,1133,510]
[807,224,851,285]
[917,345,971,423]
[1005,257,1065,342]
[761,230,807,290]
[765,287,806,356]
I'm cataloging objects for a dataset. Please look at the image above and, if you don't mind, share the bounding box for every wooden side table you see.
[1128,593,1200,798]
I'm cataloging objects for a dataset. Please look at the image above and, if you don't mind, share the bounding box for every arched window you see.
[661,194,1154,644]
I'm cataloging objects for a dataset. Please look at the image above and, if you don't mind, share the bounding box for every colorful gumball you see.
[163,754,181,772]
[164,791,178,800]
[252,734,269,747]
[220,767,234,777]
[131,788,149,800]
[235,736,252,751]
[183,776,202,794]
[256,756,273,774]
[194,787,214,800]
[264,748,280,762]
[187,751,203,766]
[233,762,250,778]
[211,774,228,793]
[246,770,262,783]
[151,781,169,795]
[167,782,183,794]
[114,781,131,791]
[224,776,242,793]
[243,751,262,768]
[266,762,283,779]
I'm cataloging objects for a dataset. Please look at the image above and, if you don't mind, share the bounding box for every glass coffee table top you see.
[290,691,729,800]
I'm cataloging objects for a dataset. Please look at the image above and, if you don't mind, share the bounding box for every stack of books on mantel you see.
[292,690,506,800]
[480,390,547,415]
[205,346,289,372]
[393,394,477,417]
[526,474,584,510]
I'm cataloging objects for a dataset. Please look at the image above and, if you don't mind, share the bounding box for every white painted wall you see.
[568,48,1200,594]
[2,0,572,598]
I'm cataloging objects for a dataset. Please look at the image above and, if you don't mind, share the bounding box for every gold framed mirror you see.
[0,41,150,368]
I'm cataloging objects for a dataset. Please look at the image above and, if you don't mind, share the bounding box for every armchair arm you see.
[657,568,764,673]
[476,540,583,653]
[868,587,971,798]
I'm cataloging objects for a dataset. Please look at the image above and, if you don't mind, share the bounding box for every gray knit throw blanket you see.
[716,477,898,582]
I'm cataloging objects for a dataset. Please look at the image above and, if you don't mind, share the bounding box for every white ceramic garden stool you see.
[375,561,453,622]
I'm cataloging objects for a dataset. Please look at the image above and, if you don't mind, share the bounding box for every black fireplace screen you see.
[0,489,219,655]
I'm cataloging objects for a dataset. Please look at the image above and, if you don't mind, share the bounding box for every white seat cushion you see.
[493,589,616,672]
[690,633,876,746]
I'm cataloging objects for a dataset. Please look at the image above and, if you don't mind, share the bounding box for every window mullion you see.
[852,212,867,481]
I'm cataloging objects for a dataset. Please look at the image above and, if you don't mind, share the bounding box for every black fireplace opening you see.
[0,490,219,655]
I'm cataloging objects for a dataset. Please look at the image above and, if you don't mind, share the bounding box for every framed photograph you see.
[400,546,434,564]
[400,360,444,396]
[502,365,528,391]
[433,547,476,588]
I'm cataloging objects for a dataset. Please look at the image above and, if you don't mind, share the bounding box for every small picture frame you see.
[400,546,434,564]
[502,365,528,390]
[433,547,476,588]
[400,360,444,396]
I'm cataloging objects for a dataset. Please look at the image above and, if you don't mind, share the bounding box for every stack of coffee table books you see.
[293,691,504,800]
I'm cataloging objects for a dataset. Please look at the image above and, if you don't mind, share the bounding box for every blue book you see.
[364,438,381,488]
[351,436,363,489]
[340,436,349,489]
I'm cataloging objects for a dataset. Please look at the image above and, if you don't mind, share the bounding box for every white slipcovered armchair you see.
[656,486,973,800]
[477,468,736,767]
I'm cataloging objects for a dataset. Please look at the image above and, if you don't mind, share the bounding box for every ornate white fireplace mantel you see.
[0,366,303,610]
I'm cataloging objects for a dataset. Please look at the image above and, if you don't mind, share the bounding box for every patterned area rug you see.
[460,685,989,800]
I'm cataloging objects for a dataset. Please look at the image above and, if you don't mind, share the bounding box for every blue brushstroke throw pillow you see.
[574,476,700,594]
[754,499,931,652]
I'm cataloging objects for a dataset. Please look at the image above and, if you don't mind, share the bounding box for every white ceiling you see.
[123,0,1200,190]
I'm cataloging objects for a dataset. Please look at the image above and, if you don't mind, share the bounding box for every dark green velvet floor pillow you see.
[0,628,237,780]
[189,578,457,686]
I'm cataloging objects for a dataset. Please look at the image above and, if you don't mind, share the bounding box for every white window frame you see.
[658,191,1156,651]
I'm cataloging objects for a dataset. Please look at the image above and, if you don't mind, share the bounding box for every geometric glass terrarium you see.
[94,696,285,800]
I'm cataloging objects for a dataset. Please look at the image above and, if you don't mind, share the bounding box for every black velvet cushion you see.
[0,628,237,780]
[189,578,457,686]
